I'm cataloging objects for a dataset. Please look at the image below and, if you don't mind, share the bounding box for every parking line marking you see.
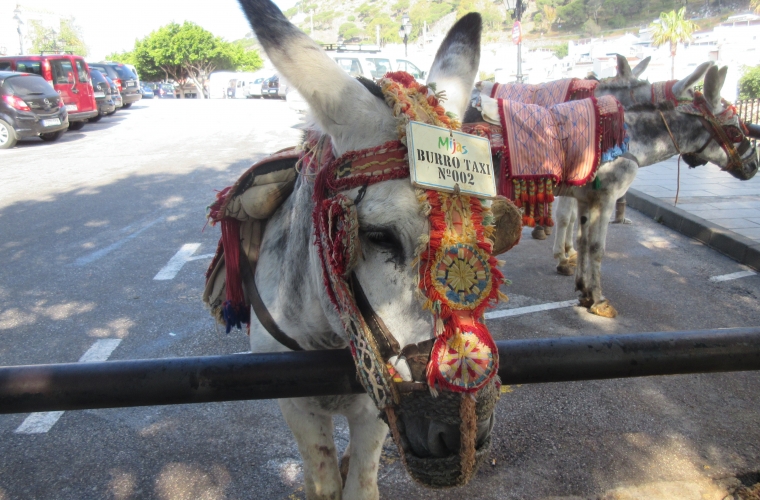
[709,270,757,282]
[484,300,578,319]
[74,217,163,266]
[15,339,122,434]
[154,244,211,280]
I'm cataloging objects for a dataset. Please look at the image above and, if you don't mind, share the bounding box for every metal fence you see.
[737,98,760,125]
[1,328,759,414]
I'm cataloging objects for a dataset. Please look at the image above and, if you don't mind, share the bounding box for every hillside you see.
[275,0,752,47]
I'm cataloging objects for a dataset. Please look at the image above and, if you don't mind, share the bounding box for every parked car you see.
[0,54,98,130]
[0,70,69,149]
[140,85,154,99]
[247,77,266,98]
[285,86,307,113]
[146,82,176,99]
[261,75,282,99]
[88,69,116,122]
[87,62,141,108]
[104,76,122,114]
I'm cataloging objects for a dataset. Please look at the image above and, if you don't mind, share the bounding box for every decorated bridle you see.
[300,72,508,483]
[649,81,752,174]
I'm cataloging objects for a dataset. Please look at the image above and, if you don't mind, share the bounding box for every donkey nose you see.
[404,415,494,458]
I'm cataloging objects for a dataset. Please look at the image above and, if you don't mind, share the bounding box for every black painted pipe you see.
[746,123,760,139]
[1,328,759,414]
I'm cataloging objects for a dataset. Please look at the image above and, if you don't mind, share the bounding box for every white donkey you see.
[476,64,758,317]
[230,1,503,498]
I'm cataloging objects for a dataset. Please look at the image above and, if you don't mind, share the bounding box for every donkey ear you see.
[672,61,713,98]
[615,54,633,80]
[631,56,651,78]
[704,65,728,110]
[426,13,482,121]
[237,0,396,153]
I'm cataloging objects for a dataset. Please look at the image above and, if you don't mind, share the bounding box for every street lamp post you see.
[398,14,412,57]
[504,0,525,83]
[13,5,24,56]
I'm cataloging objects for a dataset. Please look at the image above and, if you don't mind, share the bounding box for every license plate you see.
[127,82,135,87]
[65,104,77,112]
[41,118,61,127]
[270,89,277,94]
[94,92,105,98]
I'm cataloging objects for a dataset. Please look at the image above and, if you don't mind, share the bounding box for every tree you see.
[739,65,760,99]
[752,0,760,13]
[650,7,698,79]
[28,19,87,56]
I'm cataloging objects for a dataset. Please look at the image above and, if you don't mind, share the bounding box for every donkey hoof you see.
[611,218,632,225]
[557,264,575,276]
[578,296,594,308]
[567,253,578,265]
[589,300,618,318]
[544,225,553,236]
[531,226,547,240]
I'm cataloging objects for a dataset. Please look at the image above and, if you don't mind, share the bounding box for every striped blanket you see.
[463,95,627,227]
[490,78,599,107]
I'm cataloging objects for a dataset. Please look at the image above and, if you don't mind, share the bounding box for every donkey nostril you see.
[428,421,460,457]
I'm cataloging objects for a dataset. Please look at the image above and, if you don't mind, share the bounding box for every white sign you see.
[406,121,496,198]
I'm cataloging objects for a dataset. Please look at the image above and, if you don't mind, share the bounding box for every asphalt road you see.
[1,98,759,500]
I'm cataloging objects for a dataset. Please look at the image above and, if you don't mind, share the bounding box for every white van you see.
[331,54,427,82]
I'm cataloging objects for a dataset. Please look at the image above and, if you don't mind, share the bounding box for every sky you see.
[1,0,298,60]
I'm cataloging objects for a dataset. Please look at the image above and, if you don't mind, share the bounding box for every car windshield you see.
[90,70,106,83]
[113,64,135,80]
[365,58,392,79]
[13,60,42,75]
[3,75,56,96]
[334,58,363,77]
[159,84,174,91]
[89,65,112,78]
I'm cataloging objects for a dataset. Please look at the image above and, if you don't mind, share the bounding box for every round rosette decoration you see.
[418,191,506,394]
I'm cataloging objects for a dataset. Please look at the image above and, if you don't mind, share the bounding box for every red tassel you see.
[220,218,249,332]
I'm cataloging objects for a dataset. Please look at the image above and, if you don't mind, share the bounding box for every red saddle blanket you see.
[462,95,626,227]
[490,78,598,107]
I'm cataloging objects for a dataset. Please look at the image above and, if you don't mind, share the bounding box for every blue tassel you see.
[222,300,244,333]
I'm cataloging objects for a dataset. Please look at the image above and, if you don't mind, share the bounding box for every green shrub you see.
[739,65,760,100]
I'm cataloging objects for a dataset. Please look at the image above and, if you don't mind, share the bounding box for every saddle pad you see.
[490,78,598,107]
[203,148,300,330]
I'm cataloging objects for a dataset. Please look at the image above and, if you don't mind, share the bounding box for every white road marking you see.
[74,217,163,266]
[153,244,211,280]
[709,270,757,282]
[484,300,578,319]
[15,339,122,434]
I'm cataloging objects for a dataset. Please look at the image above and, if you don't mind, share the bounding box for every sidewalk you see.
[626,156,760,270]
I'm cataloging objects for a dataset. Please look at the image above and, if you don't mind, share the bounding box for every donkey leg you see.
[574,199,593,308]
[342,400,388,500]
[553,197,577,276]
[587,195,618,318]
[279,399,343,500]
[611,196,631,224]
[565,198,578,264]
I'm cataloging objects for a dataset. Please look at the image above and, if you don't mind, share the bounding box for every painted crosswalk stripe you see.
[484,299,578,319]
[154,243,214,280]
[74,217,163,266]
[15,339,122,434]
[709,270,757,282]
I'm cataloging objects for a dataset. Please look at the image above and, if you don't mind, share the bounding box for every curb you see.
[626,188,760,271]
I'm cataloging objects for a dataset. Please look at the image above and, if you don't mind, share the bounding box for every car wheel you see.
[123,103,132,109]
[89,114,103,123]
[40,130,65,142]
[68,121,86,131]
[0,119,17,149]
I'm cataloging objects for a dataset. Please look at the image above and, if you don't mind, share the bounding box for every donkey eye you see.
[362,229,400,250]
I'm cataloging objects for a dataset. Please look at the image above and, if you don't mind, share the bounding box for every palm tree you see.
[650,7,698,79]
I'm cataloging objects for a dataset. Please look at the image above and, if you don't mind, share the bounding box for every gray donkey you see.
[233,1,506,498]
[475,64,758,317]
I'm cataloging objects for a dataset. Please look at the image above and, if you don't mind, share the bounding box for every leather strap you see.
[239,249,304,351]
[350,272,401,360]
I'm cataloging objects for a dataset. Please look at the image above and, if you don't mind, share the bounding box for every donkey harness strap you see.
[239,248,304,351]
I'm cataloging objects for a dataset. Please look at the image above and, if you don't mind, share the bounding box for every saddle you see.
[203,148,300,332]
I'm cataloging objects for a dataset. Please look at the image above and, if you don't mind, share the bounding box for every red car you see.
[0,54,98,130]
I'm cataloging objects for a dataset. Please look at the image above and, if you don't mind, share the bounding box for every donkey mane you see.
[356,76,384,99]
[627,100,676,113]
